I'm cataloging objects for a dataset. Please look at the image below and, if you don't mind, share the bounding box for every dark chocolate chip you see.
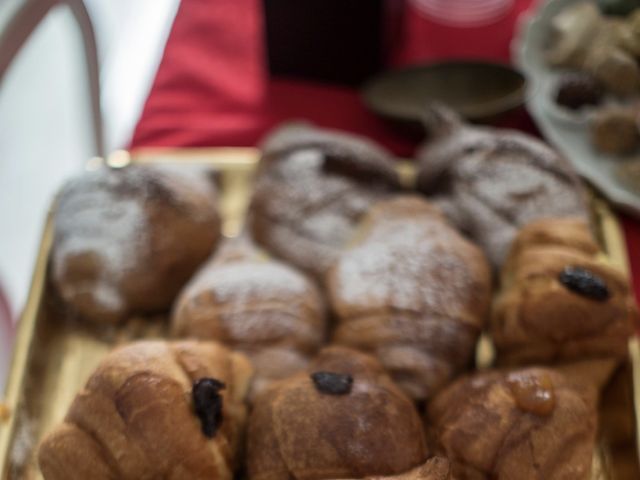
[311,371,353,395]
[555,73,603,110]
[192,378,225,438]
[559,266,610,301]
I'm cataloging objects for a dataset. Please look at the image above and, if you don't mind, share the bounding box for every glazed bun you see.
[492,218,638,366]
[428,361,615,480]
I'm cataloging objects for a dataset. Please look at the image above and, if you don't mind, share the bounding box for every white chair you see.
[0,0,103,388]
[0,0,104,154]
[0,0,180,390]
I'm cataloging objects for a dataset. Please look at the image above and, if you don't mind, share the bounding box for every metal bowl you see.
[362,61,527,124]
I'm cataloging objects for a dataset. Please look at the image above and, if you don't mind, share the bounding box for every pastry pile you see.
[41,113,638,479]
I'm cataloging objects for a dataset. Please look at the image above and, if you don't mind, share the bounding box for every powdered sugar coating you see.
[172,238,326,399]
[52,164,219,323]
[328,196,492,400]
[186,261,312,308]
[53,170,149,314]
[250,124,399,278]
[417,105,588,268]
[334,222,473,317]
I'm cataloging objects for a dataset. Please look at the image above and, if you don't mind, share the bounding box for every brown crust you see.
[247,346,428,480]
[38,340,252,480]
[492,218,638,366]
[171,237,327,400]
[326,196,491,401]
[51,165,220,324]
[428,366,608,480]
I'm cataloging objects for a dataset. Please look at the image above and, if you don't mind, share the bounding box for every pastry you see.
[249,123,400,279]
[38,340,252,480]
[247,346,429,480]
[428,362,615,480]
[546,3,603,68]
[51,164,220,324]
[492,218,638,366]
[416,104,588,268]
[326,196,491,401]
[554,72,604,110]
[172,236,326,400]
[590,106,640,155]
[586,45,640,96]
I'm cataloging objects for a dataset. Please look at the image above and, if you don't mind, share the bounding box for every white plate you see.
[513,0,640,217]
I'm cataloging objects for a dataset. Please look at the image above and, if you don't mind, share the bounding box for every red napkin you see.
[131,0,268,147]
[394,0,538,65]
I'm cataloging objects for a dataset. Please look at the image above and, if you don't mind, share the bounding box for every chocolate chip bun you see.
[247,346,428,480]
[38,340,252,480]
[416,104,588,268]
[249,123,400,279]
[326,196,491,401]
[172,236,326,400]
[428,362,615,480]
[492,218,638,366]
[51,165,220,324]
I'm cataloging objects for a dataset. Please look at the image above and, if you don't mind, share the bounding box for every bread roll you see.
[38,340,252,480]
[327,196,491,401]
[247,346,428,480]
[52,165,220,324]
[492,218,638,366]
[172,237,326,400]
[428,362,615,480]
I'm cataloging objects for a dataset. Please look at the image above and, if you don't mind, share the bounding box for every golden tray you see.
[0,147,639,479]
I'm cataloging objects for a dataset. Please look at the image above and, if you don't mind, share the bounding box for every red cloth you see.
[131,0,640,300]
[393,0,538,65]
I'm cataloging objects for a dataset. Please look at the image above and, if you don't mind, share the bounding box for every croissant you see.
[416,104,587,268]
[326,196,491,401]
[172,237,326,399]
[492,218,638,366]
[428,362,615,480]
[249,123,400,279]
[51,164,220,324]
[247,346,429,480]
[38,340,252,480]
